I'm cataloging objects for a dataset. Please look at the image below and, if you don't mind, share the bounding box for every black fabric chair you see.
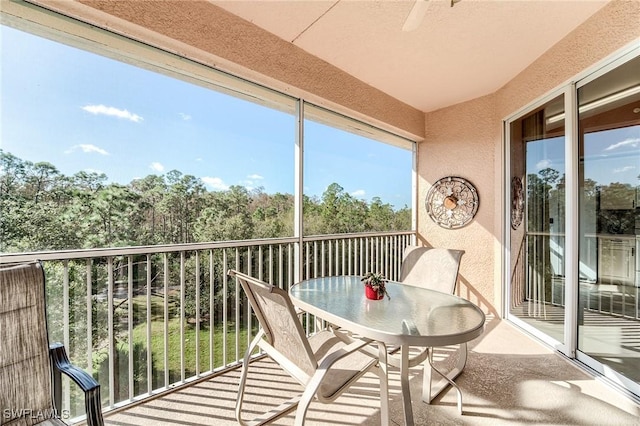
[0,261,103,426]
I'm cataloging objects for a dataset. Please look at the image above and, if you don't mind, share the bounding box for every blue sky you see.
[526,127,639,188]
[1,25,413,208]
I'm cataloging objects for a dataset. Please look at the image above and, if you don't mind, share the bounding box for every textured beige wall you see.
[420,0,640,314]
[420,94,500,315]
[497,0,640,118]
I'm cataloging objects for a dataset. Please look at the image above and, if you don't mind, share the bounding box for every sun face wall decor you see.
[426,176,479,229]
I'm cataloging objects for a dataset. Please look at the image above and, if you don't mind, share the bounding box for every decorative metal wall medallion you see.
[426,176,479,229]
[511,176,524,230]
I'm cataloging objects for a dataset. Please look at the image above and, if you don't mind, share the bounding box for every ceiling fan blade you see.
[402,0,430,32]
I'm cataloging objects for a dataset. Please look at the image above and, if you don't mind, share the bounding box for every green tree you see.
[303,194,323,235]
[160,171,205,243]
[367,197,395,231]
[79,184,144,247]
[131,174,168,245]
[194,186,254,241]
[251,189,293,238]
[598,182,637,234]
[320,183,368,233]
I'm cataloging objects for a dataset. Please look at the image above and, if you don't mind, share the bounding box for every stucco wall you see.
[420,94,500,315]
[420,0,640,314]
[497,0,640,119]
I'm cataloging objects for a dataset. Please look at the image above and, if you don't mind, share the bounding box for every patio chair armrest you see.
[302,337,376,406]
[49,342,104,426]
[316,337,375,374]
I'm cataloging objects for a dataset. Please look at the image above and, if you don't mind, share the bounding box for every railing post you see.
[294,99,304,283]
[19,232,414,417]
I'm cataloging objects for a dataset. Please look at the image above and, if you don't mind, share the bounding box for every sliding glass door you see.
[509,95,566,343]
[508,52,639,397]
[577,55,640,387]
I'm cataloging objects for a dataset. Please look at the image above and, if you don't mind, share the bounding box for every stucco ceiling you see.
[210,0,610,112]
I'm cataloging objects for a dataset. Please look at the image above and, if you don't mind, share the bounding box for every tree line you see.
[0,150,411,253]
[0,149,413,410]
[527,167,638,235]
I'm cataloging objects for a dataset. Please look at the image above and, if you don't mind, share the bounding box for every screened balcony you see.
[1,0,639,424]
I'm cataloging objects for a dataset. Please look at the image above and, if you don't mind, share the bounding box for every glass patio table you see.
[289,275,485,426]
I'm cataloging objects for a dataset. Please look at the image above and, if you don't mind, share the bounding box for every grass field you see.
[89,294,256,405]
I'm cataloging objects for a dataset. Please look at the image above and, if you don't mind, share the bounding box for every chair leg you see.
[294,338,381,426]
[237,330,301,426]
[294,374,324,426]
[236,331,264,426]
[423,343,467,415]
[422,349,433,403]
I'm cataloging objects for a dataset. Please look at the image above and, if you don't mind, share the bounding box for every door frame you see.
[503,41,640,398]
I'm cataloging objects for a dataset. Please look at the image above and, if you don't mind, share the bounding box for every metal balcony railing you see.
[512,233,639,321]
[0,231,414,421]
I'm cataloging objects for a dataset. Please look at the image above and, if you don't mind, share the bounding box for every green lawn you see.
[91,294,256,404]
[130,315,253,374]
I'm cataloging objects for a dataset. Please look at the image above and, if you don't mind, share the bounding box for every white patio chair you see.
[390,245,467,414]
[229,269,388,426]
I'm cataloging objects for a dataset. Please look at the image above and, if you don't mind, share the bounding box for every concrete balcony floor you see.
[103,317,640,426]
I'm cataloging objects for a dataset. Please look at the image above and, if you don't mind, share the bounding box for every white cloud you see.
[179,112,191,121]
[241,181,256,190]
[83,168,104,174]
[605,137,639,151]
[202,176,229,190]
[351,189,366,197]
[240,174,264,189]
[613,165,635,173]
[82,104,143,122]
[150,162,164,172]
[64,144,110,155]
[536,159,552,170]
[196,158,203,162]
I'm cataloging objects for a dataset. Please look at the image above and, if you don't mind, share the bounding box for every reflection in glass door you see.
[508,53,640,398]
[577,55,640,386]
[509,95,566,343]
